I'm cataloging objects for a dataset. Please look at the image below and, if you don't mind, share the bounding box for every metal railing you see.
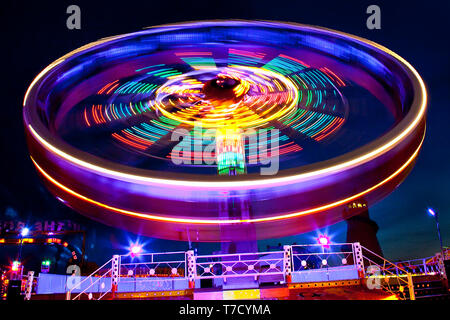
[291,243,355,272]
[360,246,414,300]
[386,257,440,276]
[34,242,446,300]
[194,251,285,280]
[69,257,114,300]
[118,251,187,289]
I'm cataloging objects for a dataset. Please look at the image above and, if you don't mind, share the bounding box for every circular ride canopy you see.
[24,21,427,241]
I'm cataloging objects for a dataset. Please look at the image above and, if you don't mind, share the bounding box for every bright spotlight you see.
[427,208,436,217]
[21,227,30,237]
[317,234,331,246]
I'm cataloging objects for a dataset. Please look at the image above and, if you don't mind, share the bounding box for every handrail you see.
[360,245,414,300]
[362,254,410,300]
[197,272,285,279]
[68,257,113,298]
[361,245,410,275]
[121,260,185,266]
[196,258,283,264]
[196,250,284,259]
[291,243,355,247]
[72,269,112,300]
[362,255,409,284]
[59,242,438,301]
[292,251,353,255]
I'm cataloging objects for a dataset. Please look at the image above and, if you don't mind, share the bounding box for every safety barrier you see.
[360,246,415,300]
[68,258,114,300]
[19,242,447,300]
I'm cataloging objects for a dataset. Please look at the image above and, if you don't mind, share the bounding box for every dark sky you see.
[0,0,449,268]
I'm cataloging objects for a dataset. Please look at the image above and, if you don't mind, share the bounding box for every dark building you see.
[344,200,383,258]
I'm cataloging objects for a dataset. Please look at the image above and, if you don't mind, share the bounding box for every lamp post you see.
[427,208,444,258]
[17,227,30,264]
[428,208,448,290]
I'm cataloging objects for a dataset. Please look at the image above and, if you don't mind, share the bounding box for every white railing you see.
[360,246,413,300]
[69,258,114,300]
[52,242,447,300]
[118,251,187,283]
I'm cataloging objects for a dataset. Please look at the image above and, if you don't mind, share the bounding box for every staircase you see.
[390,276,449,300]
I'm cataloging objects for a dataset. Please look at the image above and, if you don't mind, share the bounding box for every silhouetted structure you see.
[344,200,383,258]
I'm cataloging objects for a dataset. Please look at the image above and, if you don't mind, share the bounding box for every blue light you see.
[427,208,436,217]
[21,227,30,237]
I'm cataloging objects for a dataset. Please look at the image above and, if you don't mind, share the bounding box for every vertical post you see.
[423,258,427,275]
[17,237,24,265]
[436,252,449,290]
[436,252,447,279]
[24,271,34,301]
[111,255,120,299]
[407,273,415,300]
[283,245,292,284]
[433,213,444,261]
[429,209,446,287]
[186,250,196,289]
[353,242,365,279]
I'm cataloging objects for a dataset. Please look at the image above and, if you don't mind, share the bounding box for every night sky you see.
[1,0,449,270]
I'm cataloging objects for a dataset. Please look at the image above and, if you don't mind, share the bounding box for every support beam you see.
[186,250,196,289]
[25,271,34,301]
[111,255,120,299]
[283,245,292,283]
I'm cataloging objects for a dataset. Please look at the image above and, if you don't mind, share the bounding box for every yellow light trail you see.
[30,130,424,225]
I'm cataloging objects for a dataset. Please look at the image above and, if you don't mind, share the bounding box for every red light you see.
[63,242,68,247]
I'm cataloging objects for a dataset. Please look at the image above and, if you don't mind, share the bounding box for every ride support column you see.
[111,255,120,299]
[283,245,293,284]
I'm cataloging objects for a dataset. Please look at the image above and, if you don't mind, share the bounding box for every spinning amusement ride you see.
[23,21,427,242]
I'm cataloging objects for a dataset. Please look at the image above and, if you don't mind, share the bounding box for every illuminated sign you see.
[0,220,82,233]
